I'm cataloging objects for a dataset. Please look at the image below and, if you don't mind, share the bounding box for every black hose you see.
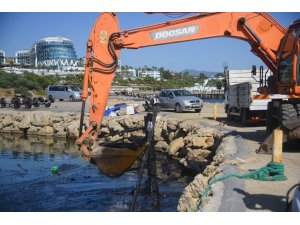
[130,149,148,212]
[90,32,120,73]
[130,106,160,212]
[79,100,86,137]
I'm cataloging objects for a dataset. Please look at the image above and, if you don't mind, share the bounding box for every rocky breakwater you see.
[0,111,84,138]
[98,116,226,212]
[0,111,226,211]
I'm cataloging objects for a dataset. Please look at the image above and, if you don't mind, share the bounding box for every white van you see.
[46,85,82,101]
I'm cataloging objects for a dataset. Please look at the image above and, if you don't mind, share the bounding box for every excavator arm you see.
[76,13,121,156]
[77,12,287,158]
[114,12,285,72]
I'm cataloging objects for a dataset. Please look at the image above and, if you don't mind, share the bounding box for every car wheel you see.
[0,97,7,107]
[70,95,75,101]
[175,103,182,113]
[45,101,51,108]
[48,95,55,103]
[227,107,233,121]
[24,100,32,109]
[195,109,201,113]
[241,108,248,126]
[38,97,45,102]
[12,97,21,109]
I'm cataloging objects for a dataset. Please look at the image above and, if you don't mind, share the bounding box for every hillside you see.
[182,69,220,77]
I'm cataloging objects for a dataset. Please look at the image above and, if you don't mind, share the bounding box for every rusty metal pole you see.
[272,129,283,163]
[213,104,218,120]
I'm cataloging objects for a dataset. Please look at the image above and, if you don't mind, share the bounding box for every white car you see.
[157,89,203,113]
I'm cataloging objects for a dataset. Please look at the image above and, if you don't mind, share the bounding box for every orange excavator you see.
[76,12,300,170]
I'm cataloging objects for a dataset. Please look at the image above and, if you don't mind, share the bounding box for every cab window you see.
[278,28,299,84]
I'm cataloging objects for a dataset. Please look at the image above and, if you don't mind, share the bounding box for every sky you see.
[0,12,299,72]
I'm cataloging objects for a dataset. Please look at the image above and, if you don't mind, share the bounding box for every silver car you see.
[158,89,203,113]
[46,85,82,101]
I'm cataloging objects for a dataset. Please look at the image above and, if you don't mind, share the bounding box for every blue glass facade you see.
[35,38,77,62]
[16,50,31,64]
[33,37,78,67]
[15,37,79,68]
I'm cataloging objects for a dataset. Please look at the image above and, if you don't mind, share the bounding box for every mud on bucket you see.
[90,142,147,178]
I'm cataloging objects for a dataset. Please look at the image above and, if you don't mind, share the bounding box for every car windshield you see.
[173,90,193,97]
[70,86,81,91]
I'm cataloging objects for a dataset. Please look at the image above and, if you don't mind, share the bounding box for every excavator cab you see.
[277,20,300,95]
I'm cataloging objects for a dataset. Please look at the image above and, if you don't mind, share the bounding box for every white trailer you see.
[225,69,272,125]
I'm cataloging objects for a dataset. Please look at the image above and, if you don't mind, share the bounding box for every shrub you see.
[15,87,32,97]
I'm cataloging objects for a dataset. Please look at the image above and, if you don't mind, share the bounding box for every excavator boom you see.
[114,12,285,73]
[77,12,299,161]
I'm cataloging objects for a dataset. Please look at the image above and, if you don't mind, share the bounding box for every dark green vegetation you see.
[114,67,225,91]
[0,71,83,97]
[0,67,224,97]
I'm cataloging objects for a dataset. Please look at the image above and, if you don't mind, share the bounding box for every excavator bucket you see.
[257,119,300,154]
[90,143,147,178]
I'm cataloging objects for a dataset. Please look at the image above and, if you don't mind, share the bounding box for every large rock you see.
[129,131,145,142]
[108,121,124,133]
[1,125,14,133]
[53,122,64,131]
[121,117,134,128]
[187,149,211,162]
[11,125,23,134]
[101,117,109,127]
[186,136,213,149]
[177,173,209,212]
[18,115,32,129]
[62,115,74,124]
[49,116,63,126]
[54,127,67,138]
[155,141,169,152]
[167,120,178,132]
[2,116,13,127]
[178,121,193,132]
[132,115,144,127]
[168,132,175,142]
[27,126,40,135]
[196,127,215,137]
[109,134,122,142]
[14,113,23,122]
[66,121,80,138]
[100,127,110,136]
[131,131,144,138]
[31,113,49,127]
[169,137,185,156]
[39,125,54,136]
[154,125,164,141]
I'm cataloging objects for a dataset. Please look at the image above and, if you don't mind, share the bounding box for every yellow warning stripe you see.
[253,94,270,99]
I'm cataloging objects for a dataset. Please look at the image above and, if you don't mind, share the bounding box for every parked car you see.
[46,85,82,101]
[157,89,203,113]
